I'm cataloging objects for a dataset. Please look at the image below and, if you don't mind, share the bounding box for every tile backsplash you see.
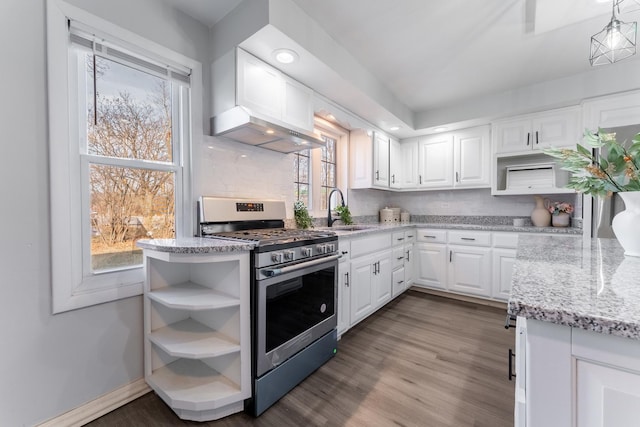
[194,137,582,222]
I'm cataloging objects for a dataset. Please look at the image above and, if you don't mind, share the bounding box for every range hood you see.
[211,106,326,154]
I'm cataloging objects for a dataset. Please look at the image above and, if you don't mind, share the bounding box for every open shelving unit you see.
[143,250,250,422]
[492,151,574,196]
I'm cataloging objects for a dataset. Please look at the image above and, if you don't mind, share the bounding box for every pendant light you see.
[590,0,637,66]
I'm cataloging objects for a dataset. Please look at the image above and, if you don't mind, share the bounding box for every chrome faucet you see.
[327,188,345,227]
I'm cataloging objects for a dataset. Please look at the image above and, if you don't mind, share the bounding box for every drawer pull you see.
[397,256,405,260]
[461,237,476,241]
[424,235,436,238]
[397,237,404,241]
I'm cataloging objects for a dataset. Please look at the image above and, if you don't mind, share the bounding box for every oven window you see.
[265,265,336,353]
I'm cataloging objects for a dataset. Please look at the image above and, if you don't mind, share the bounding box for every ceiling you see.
[164,0,640,130]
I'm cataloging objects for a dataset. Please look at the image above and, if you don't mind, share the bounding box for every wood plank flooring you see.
[86,291,515,427]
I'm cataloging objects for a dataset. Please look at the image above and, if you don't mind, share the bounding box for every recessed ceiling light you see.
[327,114,336,120]
[433,127,448,132]
[389,126,400,131]
[265,129,275,134]
[273,48,299,64]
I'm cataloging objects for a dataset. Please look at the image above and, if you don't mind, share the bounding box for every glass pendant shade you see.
[590,15,637,66]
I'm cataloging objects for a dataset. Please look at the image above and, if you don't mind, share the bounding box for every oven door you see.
[255,255,338,377]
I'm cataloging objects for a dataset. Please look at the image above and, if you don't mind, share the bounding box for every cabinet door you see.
[401,140,419,188]
[532,109,579,150]
[374,253,392,308]
[282,78,314,131]
[418,134,453,188]
[492,248,516,301]
[414,243,447,290]
[493,118,532,154]
[236,49,283,120]
[392,267,405,297]
[404,244,414,287]
[373,133,390,188]
[389,138,403,189]
[350,256,375,325]
[349,129,374,189]
[337,261,351,336]
[576,359,640,427]
[448,246,491,297]
[455,126,490,188]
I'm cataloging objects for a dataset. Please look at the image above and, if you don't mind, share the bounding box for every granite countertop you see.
[508,235,640,340]
[136,237,255,253]
[321,222,582,237]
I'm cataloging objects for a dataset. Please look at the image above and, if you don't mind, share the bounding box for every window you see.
[47,1,197,312]
[293,120,347,216]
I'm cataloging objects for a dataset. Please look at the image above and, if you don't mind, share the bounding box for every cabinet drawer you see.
[404,230,416,243]
[351,232,392,258]
[392,231,407,246]
[392,246,405,269]
[493,232,519,249]
[417,229,447,243]
[448,230,491,246]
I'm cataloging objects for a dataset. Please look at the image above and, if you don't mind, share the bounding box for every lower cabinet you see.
[516,317,640,427]
[448,245,491,296]
[414,243,448,290]
[337,259,351,336]
[350,249,391,326]
[492,248,516,300]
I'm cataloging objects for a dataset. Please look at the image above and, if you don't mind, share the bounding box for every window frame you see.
[47,0,198,313]
[307,119,349,218]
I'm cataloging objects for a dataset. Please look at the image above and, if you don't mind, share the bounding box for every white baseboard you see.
[37,378,150,427]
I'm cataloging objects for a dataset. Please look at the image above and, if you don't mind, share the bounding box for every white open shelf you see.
[148,282,241,310]
[147,358,241,411]
[150,318,240,359]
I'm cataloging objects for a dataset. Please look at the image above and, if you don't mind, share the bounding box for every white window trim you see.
[47,0,200,313]
[308,119,349,218]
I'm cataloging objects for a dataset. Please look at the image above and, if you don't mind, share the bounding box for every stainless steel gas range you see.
[198,197,339,416]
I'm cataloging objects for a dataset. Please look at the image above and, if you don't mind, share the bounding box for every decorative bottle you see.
[531,195,551,227]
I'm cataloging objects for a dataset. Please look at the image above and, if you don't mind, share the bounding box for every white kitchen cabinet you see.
[414,242,448,290]
[418,133,454,188]
[576,360,640,427]
[493,106,580,154]
[143,250,251,422]
[373,252,392,307]
[492,232,518,301]
[515,317,640,427]
[400,140,419,188]
[447,245,492,297]
[392,267,405,298]
[389,137,403,189]
[337,238,351,337]
[404,244,414,288]
[492,248,516,301]
[349,130,391,189]
[454,125,491,188]
[391,230,413,297]
[214,48,314,132]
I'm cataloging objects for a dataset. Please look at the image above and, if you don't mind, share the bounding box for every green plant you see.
[544,129,640,197]
[293,201,313,229]
[334,204,353,225]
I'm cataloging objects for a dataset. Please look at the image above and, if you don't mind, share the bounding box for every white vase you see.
[612,191,640,257]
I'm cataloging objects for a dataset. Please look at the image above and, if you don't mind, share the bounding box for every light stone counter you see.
[136,237,255,253]
[508,234,640,339]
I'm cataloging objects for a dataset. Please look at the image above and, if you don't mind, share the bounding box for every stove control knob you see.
[284,250,295,261]
[301,247,312,258]
[326,243,336,253]
[316,244,327,254]
[271,252,284,263]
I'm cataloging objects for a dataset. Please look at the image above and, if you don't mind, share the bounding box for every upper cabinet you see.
[389,138,403,189]
[493,106,580,154]
[350,129,392,189]
[454,126,491,188]
[417,133,454,188]
[491,106,580,195]
[212,48,315,132]
[409,125,490,190]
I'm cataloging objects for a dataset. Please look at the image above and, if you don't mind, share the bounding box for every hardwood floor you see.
[86,291,515,427]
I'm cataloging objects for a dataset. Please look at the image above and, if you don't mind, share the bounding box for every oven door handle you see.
[263,254,341,277]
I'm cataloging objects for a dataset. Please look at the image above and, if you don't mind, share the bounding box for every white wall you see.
[0,1,209,425]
